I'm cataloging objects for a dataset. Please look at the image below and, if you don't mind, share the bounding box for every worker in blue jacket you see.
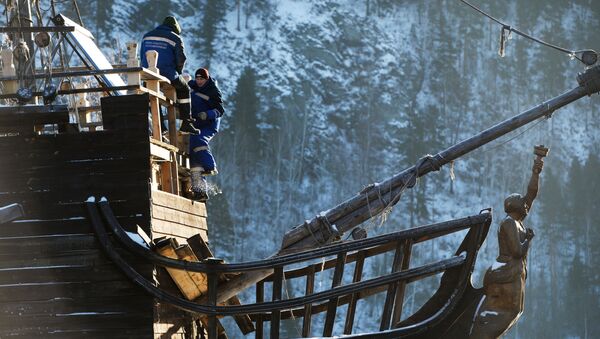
[188,68,224,201]
[140,16,198,134]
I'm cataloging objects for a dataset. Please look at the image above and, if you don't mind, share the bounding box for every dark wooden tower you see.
[0,93,207,338]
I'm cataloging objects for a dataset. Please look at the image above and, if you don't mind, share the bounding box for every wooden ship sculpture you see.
[1,2,600,338]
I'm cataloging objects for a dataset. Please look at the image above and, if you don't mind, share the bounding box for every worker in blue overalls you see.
[140,16,199,134]
[188,68,224,201]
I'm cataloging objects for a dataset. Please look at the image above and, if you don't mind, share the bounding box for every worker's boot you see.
[190,167,209,202]
[180,119,199,134]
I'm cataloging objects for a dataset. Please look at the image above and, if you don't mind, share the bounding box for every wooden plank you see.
[270,266,283,339]
[255,282,264,339]
[151,189,206,217]
[154,240,205,300]
[146,79,161,139]
[0,203,23,224]
[344,250,365,334]
[174,245,208,296]
[0,250,109,269]
[0,280,146,303]
[0,201,149,227]
[0,313,152,334]
[151,205,206,228]
[150,143,172,161]
[186,234,212,259]
[164,86,178,149]
[391,239,413,327]
[151,219,207,238]
[100,94,149,132]
[380,240,404,330]
[140,68,171,82]
[0,263,130,285]
[302,266,315,337]
[0,215,142,237]
[323,252,347,337]
[0,295,152,317]
[1,330,151,339]
[0,234,99,256]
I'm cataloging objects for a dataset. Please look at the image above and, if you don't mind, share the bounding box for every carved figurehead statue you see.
[470,145,548,339]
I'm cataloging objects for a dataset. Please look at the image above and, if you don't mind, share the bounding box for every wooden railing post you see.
[270,266,284,339]
[392,239,413,326]
[255,281,265,339]
[302,265,316,337]
[205,257,223,339]
[145,50,161,139]
[323,252,347,337]
[380,240,405,330]
[126,42,140,94]
[344,250,365,334]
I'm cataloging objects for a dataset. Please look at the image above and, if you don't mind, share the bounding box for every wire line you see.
[460,0,587,57]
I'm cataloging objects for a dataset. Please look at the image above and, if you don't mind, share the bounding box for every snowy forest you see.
[52,0,599,337]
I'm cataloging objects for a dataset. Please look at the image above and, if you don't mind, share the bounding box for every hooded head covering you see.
[163,16,181,34]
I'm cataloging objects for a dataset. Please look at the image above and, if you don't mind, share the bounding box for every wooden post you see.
[270,266,283,339]
[380,240,405,330]
[206,257,223,339]
[344,251,365,334]
[323,252,347,337]
[301,266,315,337]
[126,42,140,94]
[145,50,161,139]
[164,85,178,148]
[391,239,413,327]
[163,85,179,194]
[1,49,17,94]
[255,281,264,339]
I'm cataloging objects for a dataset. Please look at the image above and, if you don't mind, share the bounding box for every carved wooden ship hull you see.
[1,5,599,337]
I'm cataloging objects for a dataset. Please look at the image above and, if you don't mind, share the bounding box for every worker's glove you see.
[198,109,219,121]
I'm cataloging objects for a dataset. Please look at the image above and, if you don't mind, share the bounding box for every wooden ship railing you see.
[87,198,491,338]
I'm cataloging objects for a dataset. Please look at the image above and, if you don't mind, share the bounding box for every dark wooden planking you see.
[0,215,143,237]
[0,329,152,339]
[0,313,153,334]
[0,295,152,317]
[0,280,147,303]
[0,250,109,269]
[0,263,132,285]
[0,197,150,222]
[101,94,150,132]
[0,131,148,154]
[0,234,99,255]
